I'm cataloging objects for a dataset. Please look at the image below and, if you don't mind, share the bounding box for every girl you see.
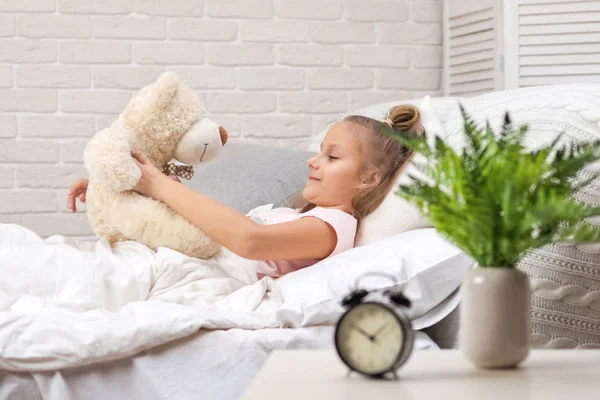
[67,104,422,279]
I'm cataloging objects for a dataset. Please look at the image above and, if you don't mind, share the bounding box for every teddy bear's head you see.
[121,71,227,167]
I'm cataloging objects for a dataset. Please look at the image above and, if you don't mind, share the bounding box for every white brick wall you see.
[0,0,442,237]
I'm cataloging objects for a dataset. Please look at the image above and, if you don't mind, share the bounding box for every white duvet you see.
[0,223,291,371]
[0,222,462,373]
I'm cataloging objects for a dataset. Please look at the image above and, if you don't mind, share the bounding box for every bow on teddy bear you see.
[83,72,228,259]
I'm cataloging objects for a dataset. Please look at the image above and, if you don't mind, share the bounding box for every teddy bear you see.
[83,71,228,259]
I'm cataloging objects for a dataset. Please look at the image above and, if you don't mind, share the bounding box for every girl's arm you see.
[131,150,337,261]
[158,182,337,260]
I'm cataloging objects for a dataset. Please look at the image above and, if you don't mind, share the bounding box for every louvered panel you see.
[520,1,600,14]
[520,32,600,45]
[450,20,495,38]
[445,0,498,97]
[450,30,494,49]
[518,0,600,88]
[450,49,495,66]
[459,90,492,97]
[449,39,494,57]
[520,22,600,35]
[447,3,496,96]
[450,71,496,93]
[448,7,494,28]
[452,60,495,75]
[521,75,600,86]
[450,79,495,95]
[450,30,494,48]
[520,43,600,55]
[451,70,494,84]
[521,65,600,76]
[520,11,600,24]
[521,53,600,66]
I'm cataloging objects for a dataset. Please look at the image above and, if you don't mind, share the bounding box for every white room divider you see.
[443,0,600,97]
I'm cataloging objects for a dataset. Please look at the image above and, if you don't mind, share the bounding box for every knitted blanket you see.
[438,84,600,348]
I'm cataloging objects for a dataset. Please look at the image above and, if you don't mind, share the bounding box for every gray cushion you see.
[420,302,460,349]
[183,142,313,215]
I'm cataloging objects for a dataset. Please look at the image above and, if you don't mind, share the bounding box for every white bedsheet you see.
[0,327,438,400]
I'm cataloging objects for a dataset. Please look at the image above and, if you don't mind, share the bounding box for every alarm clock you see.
[334,272,414,379]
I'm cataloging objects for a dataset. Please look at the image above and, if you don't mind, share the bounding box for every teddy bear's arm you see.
[84,127,141,192]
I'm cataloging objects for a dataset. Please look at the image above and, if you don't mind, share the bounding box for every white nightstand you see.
[242,349,600,400]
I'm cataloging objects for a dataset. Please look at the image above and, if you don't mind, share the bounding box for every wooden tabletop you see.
[243,349,600,400]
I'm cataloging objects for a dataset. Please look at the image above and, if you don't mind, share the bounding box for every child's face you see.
[303,122,363,213]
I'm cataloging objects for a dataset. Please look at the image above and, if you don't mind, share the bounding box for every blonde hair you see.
[300,104,422,222]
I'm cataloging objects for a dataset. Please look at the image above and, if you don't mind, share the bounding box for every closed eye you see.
[328,156,339,160]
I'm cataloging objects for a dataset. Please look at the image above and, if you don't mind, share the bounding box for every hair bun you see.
[387,104,422,136]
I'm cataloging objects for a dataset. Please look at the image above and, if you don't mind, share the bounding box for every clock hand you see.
[372,322,391,340]
[350,324,374,342]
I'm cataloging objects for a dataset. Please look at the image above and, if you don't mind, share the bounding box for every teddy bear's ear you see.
[122,71,182,132]
[150,71,180,111]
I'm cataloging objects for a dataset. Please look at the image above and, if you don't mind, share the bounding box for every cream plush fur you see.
[84,72,223,259]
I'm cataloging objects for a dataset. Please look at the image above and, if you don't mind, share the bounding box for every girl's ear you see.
[359,169,381,190]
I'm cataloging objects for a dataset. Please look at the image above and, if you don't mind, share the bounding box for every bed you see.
[0,134,471,399]
[9,85,599,399]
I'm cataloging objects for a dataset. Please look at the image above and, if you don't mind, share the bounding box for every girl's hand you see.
[67,178,89,213]
[131,150,170,200]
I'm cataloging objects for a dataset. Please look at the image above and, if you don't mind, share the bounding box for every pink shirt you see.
[246,204,358,279]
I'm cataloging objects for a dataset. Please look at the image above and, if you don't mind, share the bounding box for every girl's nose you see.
[307,156,317,169]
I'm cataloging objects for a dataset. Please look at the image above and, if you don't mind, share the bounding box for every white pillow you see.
[272,228,475,331]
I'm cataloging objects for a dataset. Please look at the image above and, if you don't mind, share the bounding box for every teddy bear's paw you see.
[183,239,222,260]
[150,218,221,259]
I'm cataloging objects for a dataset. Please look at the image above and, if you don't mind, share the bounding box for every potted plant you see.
[386,106,600,368]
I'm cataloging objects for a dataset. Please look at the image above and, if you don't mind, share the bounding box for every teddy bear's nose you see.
[219,126,228,146]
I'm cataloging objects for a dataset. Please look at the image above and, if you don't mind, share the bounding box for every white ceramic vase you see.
[460,268,531,369]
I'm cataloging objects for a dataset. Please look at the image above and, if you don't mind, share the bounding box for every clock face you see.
[335,302,405,376]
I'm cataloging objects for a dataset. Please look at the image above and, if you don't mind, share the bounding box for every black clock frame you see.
[334,300,414,379]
